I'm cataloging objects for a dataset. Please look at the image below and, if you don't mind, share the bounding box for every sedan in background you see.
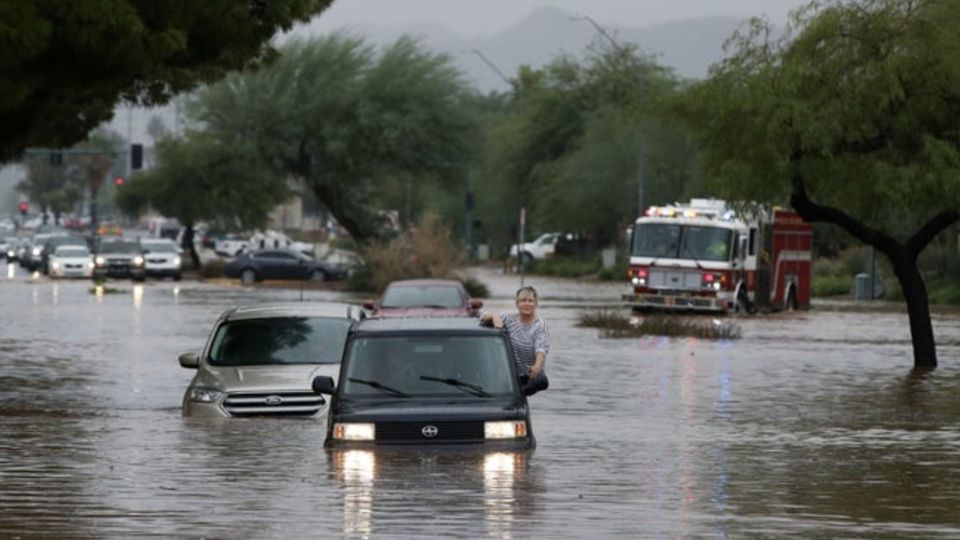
[48,245,94,279]
[363,279,483,318]
[223,248,347,285]
[179,303,353,418]
[140,238,182,280]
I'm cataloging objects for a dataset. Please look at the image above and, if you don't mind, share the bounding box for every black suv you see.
[312,318,535,449]
[93,239,146,281]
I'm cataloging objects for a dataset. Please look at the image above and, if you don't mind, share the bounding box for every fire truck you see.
[621,199,813,314]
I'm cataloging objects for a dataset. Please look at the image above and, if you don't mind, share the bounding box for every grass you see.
[578,309,742,340]
[811,274,852,297]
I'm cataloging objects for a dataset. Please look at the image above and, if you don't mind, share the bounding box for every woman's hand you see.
[492,314,503,328]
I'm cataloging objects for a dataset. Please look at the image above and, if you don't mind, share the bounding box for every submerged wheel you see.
[240,268,257,285]
[309,269,327,282]
[786,289,798,311]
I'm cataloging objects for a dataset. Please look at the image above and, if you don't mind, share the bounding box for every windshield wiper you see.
[419,375,491,397]
[347,377,409,397]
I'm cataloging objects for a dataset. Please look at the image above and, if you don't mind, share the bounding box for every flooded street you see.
[2,264,960,538]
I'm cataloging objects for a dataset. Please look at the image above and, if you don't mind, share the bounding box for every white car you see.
[509,232,561,262]
[140,238,182,280]
[48,245,94,279]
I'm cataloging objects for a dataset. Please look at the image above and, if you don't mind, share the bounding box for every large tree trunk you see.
[790,170,957,369]
[182,224,201,269]
[890,252,937,367]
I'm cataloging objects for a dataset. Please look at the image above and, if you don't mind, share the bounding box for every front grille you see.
[223,391,325,417]
[648,269,701,290]
[376,421,484,442]
[146,258,167,264]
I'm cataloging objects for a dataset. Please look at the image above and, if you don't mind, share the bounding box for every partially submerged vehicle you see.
[312,318,535,449]
[179,303,353,418]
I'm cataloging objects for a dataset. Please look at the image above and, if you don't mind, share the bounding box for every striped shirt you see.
[500,313,549,375]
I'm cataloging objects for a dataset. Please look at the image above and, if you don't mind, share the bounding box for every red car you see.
[363,279,483,318]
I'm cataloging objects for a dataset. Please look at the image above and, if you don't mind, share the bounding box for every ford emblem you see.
[264,395,284,406]
[421,425,439,438]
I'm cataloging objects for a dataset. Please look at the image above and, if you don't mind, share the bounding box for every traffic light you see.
[130,143,143,170]
[114,177,125,187]
[19,201,28,216]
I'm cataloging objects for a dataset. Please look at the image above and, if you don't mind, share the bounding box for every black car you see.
[312,318,535,449]
[223,248,346,284]
[93,238,146,281]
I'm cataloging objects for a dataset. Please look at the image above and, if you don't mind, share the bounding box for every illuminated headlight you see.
[173,256,182,266]
[32,247,41,256]
[333,423,375,441]
[87,261,95,269]
[484,421,527,439]
[712,281,721,290]
[631,277,646,287]
[95,256,106,266]
[6,250,13,258]
[189,386,223,403]
[132,256,144,266]
[50,261,60,270]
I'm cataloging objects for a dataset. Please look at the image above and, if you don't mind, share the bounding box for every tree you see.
[0,0,332,162]
[184,35,476,243]
[116,132,289,267]
[676,0,960,369]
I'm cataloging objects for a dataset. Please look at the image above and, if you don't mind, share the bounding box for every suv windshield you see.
[341,335,515,397]
[98,241,141,254]
[208,317,352,366]
[381,286,464,308]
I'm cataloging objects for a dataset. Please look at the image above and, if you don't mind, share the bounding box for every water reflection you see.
[329,450,537,539]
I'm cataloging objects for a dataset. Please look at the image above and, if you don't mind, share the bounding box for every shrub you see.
[578,310,741,340]
[811,274,852,297]
[353,212,465,293]
[460,276,489,298]
[199,259,225,278]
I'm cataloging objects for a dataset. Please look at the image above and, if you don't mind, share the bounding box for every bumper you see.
[622,291,733,313]
[94,267,146,279]
[50,267,93,279]
[324,436,535,451]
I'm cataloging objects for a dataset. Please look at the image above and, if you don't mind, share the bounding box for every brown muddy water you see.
[2,264,960,539]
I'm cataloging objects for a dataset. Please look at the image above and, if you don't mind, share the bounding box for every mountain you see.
[314,6,748,91]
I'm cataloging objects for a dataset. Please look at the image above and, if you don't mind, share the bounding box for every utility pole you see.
[569,13,646,215]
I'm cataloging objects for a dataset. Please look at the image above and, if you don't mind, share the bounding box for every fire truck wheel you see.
[786,289,798,311]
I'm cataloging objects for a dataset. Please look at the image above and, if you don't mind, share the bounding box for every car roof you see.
[222,302,353,322]
[385,279,464,289]
[352,317,497,336]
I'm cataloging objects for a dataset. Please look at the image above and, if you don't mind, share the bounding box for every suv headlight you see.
[95,256,106,266]
[333,423,375,441]
[133,256,144,266]
[484,421,527,439]
[189,386,223,403]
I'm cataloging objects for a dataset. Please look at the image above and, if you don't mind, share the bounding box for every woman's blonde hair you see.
[515,286,538,302]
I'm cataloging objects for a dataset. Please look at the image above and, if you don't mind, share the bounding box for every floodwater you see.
[2,264,960,539]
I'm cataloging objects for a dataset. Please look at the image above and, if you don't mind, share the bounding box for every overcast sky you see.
[308,0,809,36]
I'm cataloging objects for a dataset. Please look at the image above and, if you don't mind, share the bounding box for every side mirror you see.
[312,375,336,395]
[179,352,199,369]
[362,301,376,310]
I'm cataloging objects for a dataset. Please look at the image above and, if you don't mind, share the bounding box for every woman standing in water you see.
[481,286,550,395]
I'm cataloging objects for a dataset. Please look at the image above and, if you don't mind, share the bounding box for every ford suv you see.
[93,238,146,281]
[179,303,353,418]
[312,318,535,449]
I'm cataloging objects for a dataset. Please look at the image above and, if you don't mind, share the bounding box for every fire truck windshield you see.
[632,223,733,262]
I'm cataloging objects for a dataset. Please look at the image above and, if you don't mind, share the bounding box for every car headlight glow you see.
[133,256,144,266]
[95,256,105,266]
[189,386,223,403]
[333,423,375,441]
[173,256,182,266]
[50,261,60,270]
[484,421,527,439]
[32,247,42,256]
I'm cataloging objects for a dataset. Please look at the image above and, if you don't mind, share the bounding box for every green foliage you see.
[527,257,600,278]
[459,276,489,299]
[811,275,853,298]
[116,132,287,231]
[185,35,476,243]
[1,0,332,162]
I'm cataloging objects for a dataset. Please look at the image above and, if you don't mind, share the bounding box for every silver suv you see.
[179,303,353,418]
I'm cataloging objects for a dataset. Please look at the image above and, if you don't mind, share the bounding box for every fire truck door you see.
[754,223,774,310]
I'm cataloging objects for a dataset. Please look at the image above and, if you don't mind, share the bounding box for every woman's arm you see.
[479,312,504,328]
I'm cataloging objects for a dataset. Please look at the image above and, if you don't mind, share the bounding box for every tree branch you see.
[906,209,960,258]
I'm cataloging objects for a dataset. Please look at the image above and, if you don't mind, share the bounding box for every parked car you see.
[311,317,535,449]
[363,279,483,318]
[508,232,561,263]
[178,303,354,418]
[47,245,94,279]
[93,238,146,281]
[140,238,182,280]
[214,234,250,257]
[40,235,88,275]
[223,248,346,285]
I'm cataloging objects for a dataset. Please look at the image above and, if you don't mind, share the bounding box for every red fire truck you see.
[621,199,813,314]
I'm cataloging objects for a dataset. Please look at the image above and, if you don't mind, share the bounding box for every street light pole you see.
[569,13,646,216]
